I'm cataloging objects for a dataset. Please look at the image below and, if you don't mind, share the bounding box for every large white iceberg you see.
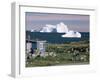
[40,24,56,32]
[56,22,68,33]
[40,22,81,38]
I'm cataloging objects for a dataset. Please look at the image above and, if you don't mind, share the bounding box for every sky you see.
[25,12,90,32]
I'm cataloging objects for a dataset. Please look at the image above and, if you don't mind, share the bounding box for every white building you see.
[26,40,46,56]
[26,42,32,54]
[37,41,46,56]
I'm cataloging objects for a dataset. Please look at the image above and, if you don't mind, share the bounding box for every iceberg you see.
[40,22,69,33]
[40,24,56,32]
[31,29,34,32]
[62,31,81,38]
[56,22,68,33]
[40,22,81,38]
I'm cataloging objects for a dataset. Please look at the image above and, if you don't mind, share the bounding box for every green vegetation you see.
[26,40,89,67]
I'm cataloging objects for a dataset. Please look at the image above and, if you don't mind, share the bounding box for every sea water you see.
[26,31,89,49]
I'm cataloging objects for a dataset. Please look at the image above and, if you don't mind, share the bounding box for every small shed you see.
[26,42,32,53]
[37,41,46,55]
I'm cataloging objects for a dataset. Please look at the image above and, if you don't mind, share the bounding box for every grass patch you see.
[26,41,89,67]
